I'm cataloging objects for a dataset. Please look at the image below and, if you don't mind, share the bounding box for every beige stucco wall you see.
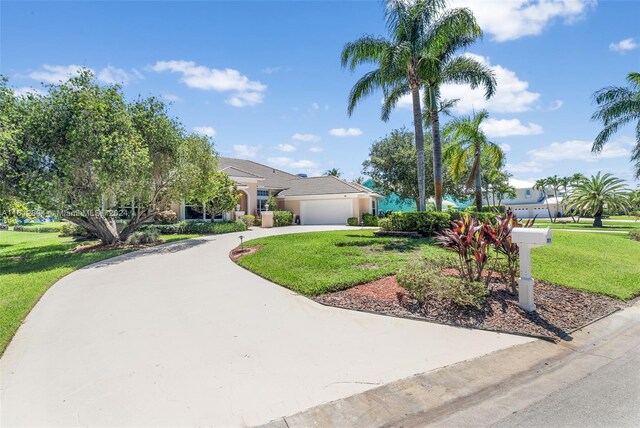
[282,199,301,217]
[358,198,371,219]
[170,202,182,220]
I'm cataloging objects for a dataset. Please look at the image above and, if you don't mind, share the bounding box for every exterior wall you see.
[282,199,301,218]
[170,202,183,220]
[358,198,371,220]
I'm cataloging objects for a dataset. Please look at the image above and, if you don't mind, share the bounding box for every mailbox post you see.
[511,228,552,312]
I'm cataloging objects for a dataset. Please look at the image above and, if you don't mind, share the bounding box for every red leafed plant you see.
[435,213,492,282]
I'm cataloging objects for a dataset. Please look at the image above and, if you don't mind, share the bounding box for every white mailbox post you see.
[511,228,552,312]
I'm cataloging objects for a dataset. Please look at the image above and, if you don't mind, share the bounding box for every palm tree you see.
[341,0,495,211]
[533,178,553,220]
[566,172,630,227]
[494,182,516,208]
[546,175,563,221]
[323,168,341,177]
[591,72,640,178]
[443,110,503,210]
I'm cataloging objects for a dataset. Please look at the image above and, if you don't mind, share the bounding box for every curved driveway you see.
[1,226,530,427]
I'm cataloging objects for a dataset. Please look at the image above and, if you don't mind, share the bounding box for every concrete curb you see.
[257,303,640,428]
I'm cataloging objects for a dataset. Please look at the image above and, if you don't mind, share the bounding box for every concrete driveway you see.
[1,226,530,427]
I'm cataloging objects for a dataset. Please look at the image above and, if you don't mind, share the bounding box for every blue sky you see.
[2,0,639,187]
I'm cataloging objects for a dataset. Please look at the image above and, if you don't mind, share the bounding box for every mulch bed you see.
[229,245,263,261]
[314,276,621,341]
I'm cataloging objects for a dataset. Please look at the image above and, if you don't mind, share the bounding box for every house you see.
[361,179,459,212]
[171,157,384,225]
[502,186,565,219]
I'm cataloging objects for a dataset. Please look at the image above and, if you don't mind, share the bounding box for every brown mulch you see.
[314,275,621,340]
[229,245,263,261]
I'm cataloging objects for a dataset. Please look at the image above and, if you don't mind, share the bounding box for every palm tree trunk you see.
[410,85,426,211]
[474,145,482,211]
[427,88,443,211]
[593,211,603,227]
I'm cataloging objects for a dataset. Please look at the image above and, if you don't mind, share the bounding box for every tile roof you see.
[219,157,301,189]
[278,176,383,197]
[220,166,263,179]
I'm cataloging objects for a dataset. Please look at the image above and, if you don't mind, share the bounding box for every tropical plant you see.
[566,172,630,227]
[341,0,495,211]
[493,182,517,208]
[591,72,640,178]
[545,175,563,221]
[443,109,504,211]
[533,178,554,221]
[629,189,640,220]
[323,168,342,177]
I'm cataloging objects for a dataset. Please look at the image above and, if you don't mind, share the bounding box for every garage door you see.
[533,207,550,218]
[300,199,353,225]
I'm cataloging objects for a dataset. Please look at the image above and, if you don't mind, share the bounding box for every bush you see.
[142,220,247,235]
[273,210,293,227]
[630,230,640,242]
[397,258,487,308]
[378,218,391,230]
[362,212,379,227]
[347,217,359,226]
[155,210,178,224]
[126,229,160,245]
[60,222,94,237]
[142,223,182,234]
[13,224,62,233]
[383,211,451,236]
[240,215,255,228]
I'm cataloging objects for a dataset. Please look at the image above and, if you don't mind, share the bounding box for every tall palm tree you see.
[566,172,630,227]
[443,110,503,210]
[592,72,640,178]
[533,178,553,220]
[545,175,563,221]
[341,0,494,211]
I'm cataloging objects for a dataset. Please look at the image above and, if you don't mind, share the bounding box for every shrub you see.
[397,258,487,308]
[142,223,182,234]
[347,217,359,226]
[155,210,178,224]
[378,218,391,230]
[126,229,160,245]
[240,215,255,228]
[13,225,62,233]
[273,210,293,227]
[630,230,640,242]
[60,222,94,237]
[384,211,451,236]
[362,212,379,227]
[182,220,247,235]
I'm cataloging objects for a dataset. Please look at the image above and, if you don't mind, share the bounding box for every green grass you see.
[609,215,640,221]
[239,229,640,301]
[0,231,197,355]
[18,221,66,230]
[532,231,640,300]
[238,230,447,296]
[534,219,640,231]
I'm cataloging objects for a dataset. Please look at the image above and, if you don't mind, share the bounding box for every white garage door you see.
[533,207,550,218]
[300,199,353,225]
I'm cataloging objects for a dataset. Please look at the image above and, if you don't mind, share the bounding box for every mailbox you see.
[511,227,552,312]
[511,228,552,246]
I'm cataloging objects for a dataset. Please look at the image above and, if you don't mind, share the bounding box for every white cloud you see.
[29,64,89,83]
[193,126,216,138]
[451,0,594,42]
[262,66,282,74]
[329,127,362,137]
[266,157,319,171]
[509,178,536,188]
[311,102,320,110]
[12,87,45,97]
[442,54,541,114]
[97,66,142,85]
[548,100,564,111]
[609,38,638,53]
[275,143,296,152]
[309,146,323,153]
[506,137,634,174]
[481,118,544,137]
[397,54,540,114]
[500,143,512,153]
[150,60,266,107]
[292,133,321,143]
[233,144,260,158]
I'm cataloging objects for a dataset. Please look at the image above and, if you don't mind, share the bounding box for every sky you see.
[1,0,639,188]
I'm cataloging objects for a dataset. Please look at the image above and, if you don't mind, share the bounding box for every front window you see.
[257,189,270,214]
[372,200,377,216]
[525,189,531,199]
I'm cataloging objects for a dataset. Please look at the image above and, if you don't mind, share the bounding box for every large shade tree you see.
[566,172,630,227]
[591,72,640,178]
[4,71,223,244]
[341,0,494,211]
[443,109,504,210]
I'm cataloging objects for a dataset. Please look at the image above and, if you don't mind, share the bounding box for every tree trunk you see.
[427,88,443,212]
[474,145,482,211]
[119,210,156,242]
[410,85,426,211]
[593,212,603,227]
[66,213,120,245]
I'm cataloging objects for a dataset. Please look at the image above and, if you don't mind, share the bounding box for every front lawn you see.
[238,230,640,300]
[0,231,196,355]
[533,219,640,231]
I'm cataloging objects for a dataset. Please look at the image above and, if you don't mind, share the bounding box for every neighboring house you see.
[362,179,458,212]
[171,157,383,225]
[502,187,564,219]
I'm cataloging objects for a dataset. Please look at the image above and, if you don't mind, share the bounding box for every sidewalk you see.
[259,303,640,427]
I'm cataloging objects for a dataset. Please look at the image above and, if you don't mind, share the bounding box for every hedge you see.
[142,220,246,235]
[273,210,294,227]
[362,212,379,227]
[12,225,62,233]
[380,211,451,236]
[347,217,359,226]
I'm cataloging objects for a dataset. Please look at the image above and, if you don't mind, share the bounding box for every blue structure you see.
[362,180,416,212]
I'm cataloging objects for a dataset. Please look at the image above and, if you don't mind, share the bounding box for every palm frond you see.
[440,56,496,99]
[341,36,393,71]
[347,69,386,117]
[381,81,410,122]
